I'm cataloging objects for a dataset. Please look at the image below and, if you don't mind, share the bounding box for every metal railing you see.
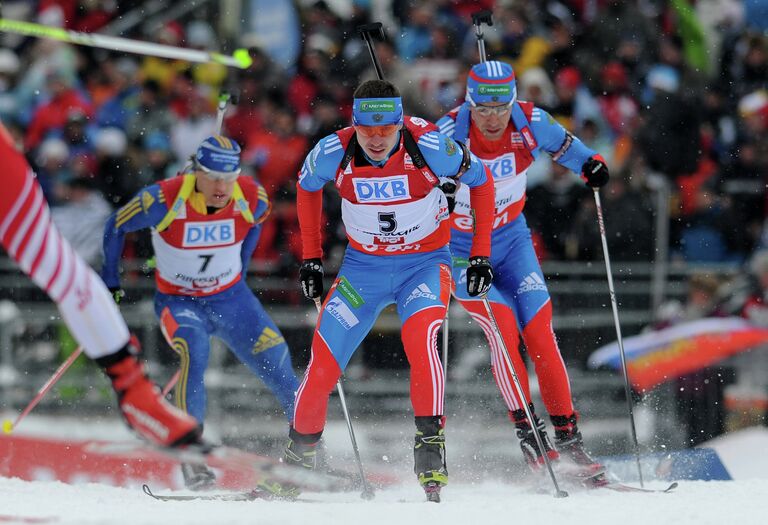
[0,256,743,455]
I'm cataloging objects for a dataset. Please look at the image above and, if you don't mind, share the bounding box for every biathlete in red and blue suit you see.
[437,60,610,477]
[283,79,496,499]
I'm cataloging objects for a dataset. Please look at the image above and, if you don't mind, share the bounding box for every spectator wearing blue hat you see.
[101,134,300,490]
[438,60,609,481]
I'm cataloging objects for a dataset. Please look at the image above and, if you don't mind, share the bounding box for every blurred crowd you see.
[1,0,768,277]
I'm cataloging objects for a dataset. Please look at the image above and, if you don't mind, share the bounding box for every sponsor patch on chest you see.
[353,175,410,203]
[483,152,518,180]
[182,219,236,247]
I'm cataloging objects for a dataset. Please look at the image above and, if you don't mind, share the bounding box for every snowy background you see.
[2,415,768,524]
[2,476,767,525]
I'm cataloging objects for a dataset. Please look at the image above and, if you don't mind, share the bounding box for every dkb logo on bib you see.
[484,153,517,180]
[353,175,410,203]
[183,219,235,247]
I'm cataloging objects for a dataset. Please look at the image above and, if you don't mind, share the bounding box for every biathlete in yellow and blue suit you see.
[101,136,299,435]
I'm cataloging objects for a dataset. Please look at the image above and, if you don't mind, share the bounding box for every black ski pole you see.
[313,298,375,500]
[593,189,644,486]
[357,22,386,81]
[471,9,566,496]
[480,297,568,498]
[359,20,454,378]
[472,10,494,63]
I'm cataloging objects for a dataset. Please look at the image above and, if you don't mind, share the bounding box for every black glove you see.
[466,256,493,297]
[581,155,609,188]
[439,178,459,214]
[109,287,125,304]
[299,258,324,300]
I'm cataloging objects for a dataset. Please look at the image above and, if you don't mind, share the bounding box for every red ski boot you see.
[97,337,201,447]
[551,413,606,484]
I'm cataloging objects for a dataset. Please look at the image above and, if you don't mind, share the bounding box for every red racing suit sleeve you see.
[467,164,495,258]
[297,183,324,259]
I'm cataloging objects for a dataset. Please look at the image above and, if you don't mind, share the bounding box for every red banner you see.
[0,435,256,490]
[588,317,768,391]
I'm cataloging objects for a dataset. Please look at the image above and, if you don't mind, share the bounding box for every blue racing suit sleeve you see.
[436,115,456,138]
[101,184,167,288]
[417,131,488,188]
[297,133,346,191]
[240,224,262,280]
[531,107,596,173]
[241,182,270,279]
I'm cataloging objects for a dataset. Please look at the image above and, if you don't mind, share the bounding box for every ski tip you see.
[665,482,679,492]
[142,485,155,498]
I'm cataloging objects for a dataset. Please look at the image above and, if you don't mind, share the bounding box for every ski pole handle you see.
[357,22,387,81]
[215,92,231,134]
[472,10,494,63]
[2,347,84,434]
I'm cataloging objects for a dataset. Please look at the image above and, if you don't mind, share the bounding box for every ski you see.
[595,481,678,494]
[536,471,680,495]
[84,440,352,493]
[142,484,311,502]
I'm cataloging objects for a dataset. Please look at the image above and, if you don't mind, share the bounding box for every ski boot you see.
[551,413,605,486]
[283,427,321,470]
[510,405,560,474]
[96,336,201,447]
[181,462,216,491]
[414,416,448,503]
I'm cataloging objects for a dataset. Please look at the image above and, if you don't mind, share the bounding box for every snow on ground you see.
[0,476,766,525]
[704,426,768,479]
[2,414,767,524]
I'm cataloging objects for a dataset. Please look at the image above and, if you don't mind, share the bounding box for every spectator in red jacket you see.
[25,70,93,150]
[245,105,307,198]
